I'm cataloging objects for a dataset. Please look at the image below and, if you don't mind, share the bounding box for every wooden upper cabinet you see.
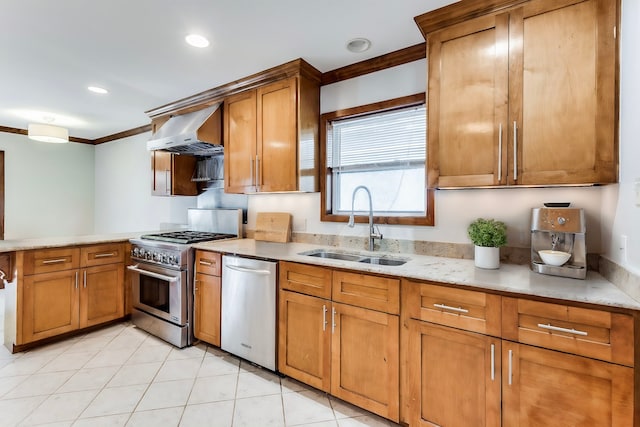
[151,150,198,196]
[512,0,618,185]
[224,68,320,194]
[423,0,619,188]
[225,77,299,193]
[427,13,509,188]
[224,90,258,193]
[257,78,298,192]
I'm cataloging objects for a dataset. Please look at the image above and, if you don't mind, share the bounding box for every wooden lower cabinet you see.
[408,321,501,427]
[80,264,124,328]
[278,290,331,391]
[408,321,634,426]
[194,272,221,346]
[22,270,80,343]
[279,293,400,421]
[193,251,222,347]
[331,301,400,421]
[502,342,634,427]
[278,264,400,422]
[18,244,126,346]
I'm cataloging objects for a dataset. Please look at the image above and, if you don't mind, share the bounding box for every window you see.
[320,93,434,226]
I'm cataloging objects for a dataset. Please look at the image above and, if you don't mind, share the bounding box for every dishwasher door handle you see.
[225,264,272,275]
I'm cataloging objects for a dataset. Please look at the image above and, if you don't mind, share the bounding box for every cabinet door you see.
[278,290,331,391]
[257,77,298,192]
[408,321,501,427]
[427,13,509,188]
[502,343,633,426]
[151,151,198,196]
[151,150,172,196]
[510,0,618,185]
[194,272,221,346]
[80,264,124,328]
[22,270,80,343]
[331,301,399,422]
[224,90,257,193]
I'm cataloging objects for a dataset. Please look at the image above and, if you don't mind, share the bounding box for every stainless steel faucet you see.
[348,185,383,251]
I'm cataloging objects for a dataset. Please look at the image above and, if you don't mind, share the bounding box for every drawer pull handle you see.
[42,258,67,265]
[537,323,588,336]
[199,260,213,266]
[94,252,116,258]
[433,303,469,314]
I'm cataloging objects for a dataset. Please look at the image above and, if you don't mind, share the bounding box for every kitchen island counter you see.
[192,238,640,311]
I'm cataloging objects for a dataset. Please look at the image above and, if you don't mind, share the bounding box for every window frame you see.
[320,93,434,226]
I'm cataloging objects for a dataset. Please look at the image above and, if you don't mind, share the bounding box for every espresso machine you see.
[531,205,586,279]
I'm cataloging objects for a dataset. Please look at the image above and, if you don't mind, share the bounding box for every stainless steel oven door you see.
[128,263,187,326]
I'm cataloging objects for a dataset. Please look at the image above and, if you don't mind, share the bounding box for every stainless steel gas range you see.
[128,208,242,348]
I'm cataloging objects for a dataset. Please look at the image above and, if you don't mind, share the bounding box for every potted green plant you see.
[467,218,507,269]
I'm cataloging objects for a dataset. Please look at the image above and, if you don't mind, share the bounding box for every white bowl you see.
[538,250,571,266]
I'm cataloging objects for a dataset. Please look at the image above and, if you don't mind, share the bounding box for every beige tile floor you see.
[0,295,398,427]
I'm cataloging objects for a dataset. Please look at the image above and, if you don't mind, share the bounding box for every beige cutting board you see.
[254,212,292,243]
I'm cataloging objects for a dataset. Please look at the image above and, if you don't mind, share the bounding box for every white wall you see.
[603,0,640,274]
[93,132,196,233]
[0,133,94,239]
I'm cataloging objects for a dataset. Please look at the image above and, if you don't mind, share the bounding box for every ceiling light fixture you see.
[346,38,371,53]
[88,86,108,94]
[185,34,210,48]
[27,123,69,143]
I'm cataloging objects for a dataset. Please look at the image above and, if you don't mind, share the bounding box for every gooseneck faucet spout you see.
[348,185,383,251]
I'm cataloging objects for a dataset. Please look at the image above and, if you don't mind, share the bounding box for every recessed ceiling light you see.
[88,86,108,94]
[346,38,371,53]
[185,34,210,48]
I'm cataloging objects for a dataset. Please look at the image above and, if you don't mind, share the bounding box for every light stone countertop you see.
[0,232,145,252]
[192,239,640,311]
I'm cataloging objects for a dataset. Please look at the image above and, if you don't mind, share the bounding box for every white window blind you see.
[327,104,427,216]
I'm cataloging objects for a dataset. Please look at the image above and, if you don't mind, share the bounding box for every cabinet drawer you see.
[195,251,222,276]
[279,261,331,299]
[81,243,125,267]
[406,280,501,337]
[502,297,634,367]
[23,247,80,275]
[332,271,399,315]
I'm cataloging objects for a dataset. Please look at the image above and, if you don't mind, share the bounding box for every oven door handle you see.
[127,265,179,282]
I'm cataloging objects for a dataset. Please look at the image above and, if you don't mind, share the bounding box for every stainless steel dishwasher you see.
[221,255,277,371]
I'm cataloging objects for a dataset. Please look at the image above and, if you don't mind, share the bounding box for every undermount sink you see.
[298,249,408,266]
[359,257,407,266]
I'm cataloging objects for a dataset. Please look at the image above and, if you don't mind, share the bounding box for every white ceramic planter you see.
[474,245,500,269]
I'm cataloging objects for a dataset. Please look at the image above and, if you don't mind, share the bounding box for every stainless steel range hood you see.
[147,103,223,156]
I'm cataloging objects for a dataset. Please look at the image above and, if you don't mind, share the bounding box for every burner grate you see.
[140,231,237,244]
